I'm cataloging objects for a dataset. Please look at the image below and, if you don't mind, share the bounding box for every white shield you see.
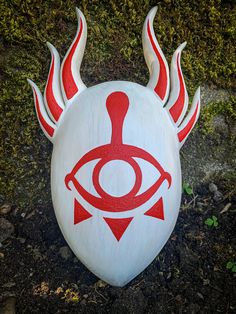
[28,7,200,286]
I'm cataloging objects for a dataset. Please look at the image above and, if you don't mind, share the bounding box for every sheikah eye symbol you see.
[65,91,172,240]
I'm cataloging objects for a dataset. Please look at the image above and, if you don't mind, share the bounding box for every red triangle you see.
[103,217,133,241]
[74,199,92,224]
[144,198,164,220]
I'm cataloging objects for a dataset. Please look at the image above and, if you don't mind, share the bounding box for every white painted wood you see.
[51,81,181,286]
[165,42,189,126]
[44,42,65,123]
[60,8,87,105]
[178,87,201,148]
[28,7,201,287]
[142,6,170,104]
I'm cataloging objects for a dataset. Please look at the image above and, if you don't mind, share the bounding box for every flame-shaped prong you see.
[142,6,170,105]
[165,42,189,126]
[177,87,200,148]
[27,79,56,142]
[44,42,65,123]
[61,7,87,104]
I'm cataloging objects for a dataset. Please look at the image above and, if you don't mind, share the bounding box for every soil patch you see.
[0,183,235,313]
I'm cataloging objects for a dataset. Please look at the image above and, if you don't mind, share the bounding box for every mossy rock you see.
[0,0,235,209]
[201,95,236,135]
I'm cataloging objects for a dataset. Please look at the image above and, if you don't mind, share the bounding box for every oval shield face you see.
[51,81,182,286]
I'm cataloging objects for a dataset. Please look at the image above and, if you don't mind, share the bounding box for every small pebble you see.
[197,292,204,300]
[95,279,107,288]
[59,246,72,260]
[203,278,210,285]
[80,299,86,306]
[213,190,223,203]
[18,238,26,244]
[209,183,218,193]
[0,252,4,259]
[0,204,11,215]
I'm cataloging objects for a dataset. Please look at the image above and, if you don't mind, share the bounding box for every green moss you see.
[201,96,236,134]
[0,0,235,209]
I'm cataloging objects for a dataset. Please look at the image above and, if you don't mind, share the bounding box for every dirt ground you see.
[0,183,235,314]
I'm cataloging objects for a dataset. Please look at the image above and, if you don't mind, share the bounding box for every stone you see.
[213,190,223,203]
[94,280,107,288]
[209,183,218,193]
[18,238,26,244]
[0,218,14,243]
[80,299,86,306]
[197,292,204,300]
[0,204,11,215]
[59,246,72,260]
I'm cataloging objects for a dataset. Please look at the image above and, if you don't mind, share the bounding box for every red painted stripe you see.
[178,102,199,142]
[46,55,63,121]
[147,20,168,101]
[33,89,54,137]
[169,53,185,122]
[62,18,83,100]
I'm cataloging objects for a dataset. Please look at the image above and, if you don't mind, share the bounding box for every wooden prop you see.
[28,7,200,286]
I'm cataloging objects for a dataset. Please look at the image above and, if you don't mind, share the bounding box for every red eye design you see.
[65,92,172,240]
